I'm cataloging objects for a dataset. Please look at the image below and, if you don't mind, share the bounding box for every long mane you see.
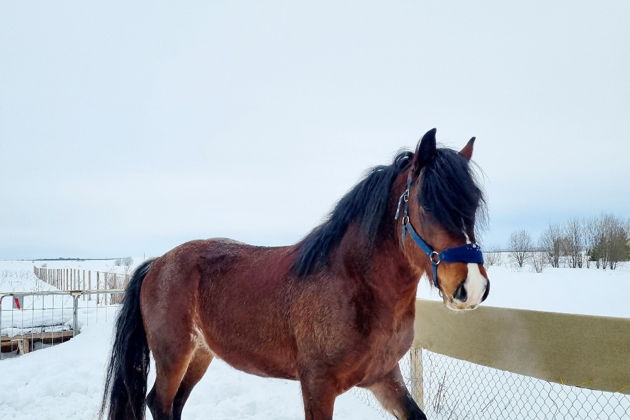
[292,151,413,276]
[292,147,486,277]
[419,148,486,238]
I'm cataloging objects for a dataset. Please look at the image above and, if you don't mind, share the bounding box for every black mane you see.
[293,151,413,276]
[292,147,486,277]
[419,148,486,238]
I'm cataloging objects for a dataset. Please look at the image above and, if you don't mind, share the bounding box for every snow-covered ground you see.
[26,257,140,276]
[419,262,630,318]
[0,318,380,420]
[0,261,381,419]
[0,261,60,293]
[0,258,628,419]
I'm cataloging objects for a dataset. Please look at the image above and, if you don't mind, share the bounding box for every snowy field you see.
[420,261,630,319]
[0,260,380,420]
[0,319,380,420]
[0,258,629,419]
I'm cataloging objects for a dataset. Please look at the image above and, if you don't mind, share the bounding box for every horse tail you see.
[100,258,156,420]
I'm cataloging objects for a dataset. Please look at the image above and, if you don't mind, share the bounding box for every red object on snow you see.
[13,296,21,310]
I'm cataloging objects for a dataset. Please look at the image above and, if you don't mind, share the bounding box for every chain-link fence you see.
[352,350,630,420]
[420,349,630,420]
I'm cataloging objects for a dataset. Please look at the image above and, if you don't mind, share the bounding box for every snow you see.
[0,261,381,419]
[418,261,630,318]
[0,318,381,420]
[23,258,140,275]
[0,263,119,338]
[0,261,58,294]
[1,259,629,419]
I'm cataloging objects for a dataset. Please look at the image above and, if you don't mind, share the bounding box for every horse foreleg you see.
[299,372,340,420]
[364,364,426,420]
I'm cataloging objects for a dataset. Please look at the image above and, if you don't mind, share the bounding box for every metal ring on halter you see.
[430,251,441,264]
[402,215,409,225]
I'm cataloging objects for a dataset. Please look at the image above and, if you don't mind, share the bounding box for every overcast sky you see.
[1,1,629,259]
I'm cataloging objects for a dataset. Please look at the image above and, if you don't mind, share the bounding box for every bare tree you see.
[584,217,601,268]
[484,251,502,267]
[606,217,630,269]
[540,224,563,268]
[509,230,532,268]
[588,214,630,269]
[563,218,584,268]
[530,249,546,273]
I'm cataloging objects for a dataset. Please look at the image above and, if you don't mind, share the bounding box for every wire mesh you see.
[419,349,630,420]
[352,350,630,420]
[0,290,123,360]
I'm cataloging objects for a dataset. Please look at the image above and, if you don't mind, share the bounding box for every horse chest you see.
[378,315,414,358]
[351,312,415,384]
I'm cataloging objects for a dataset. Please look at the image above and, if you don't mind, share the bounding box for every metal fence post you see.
[72,293,80,337]
[410,347,424,411]
[0,295,5,359]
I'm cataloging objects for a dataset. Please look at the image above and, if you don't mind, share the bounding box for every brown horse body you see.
[101,129,489,420]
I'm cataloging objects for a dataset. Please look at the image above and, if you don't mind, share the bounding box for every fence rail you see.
[0,266,131,359]
[354,300,630,419]
[0,289,124,359]
[411,300,630,396]
[389,300,628,419]
[33,266,131,304]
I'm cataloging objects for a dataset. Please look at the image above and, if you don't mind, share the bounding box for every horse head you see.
[398,128,489,311]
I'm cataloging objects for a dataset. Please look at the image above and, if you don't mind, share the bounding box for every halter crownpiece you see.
[394,175,484,289]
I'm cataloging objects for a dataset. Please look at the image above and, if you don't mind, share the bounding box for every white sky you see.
[1,1,629,259]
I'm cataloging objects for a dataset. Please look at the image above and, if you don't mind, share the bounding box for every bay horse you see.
[100,128,489,420]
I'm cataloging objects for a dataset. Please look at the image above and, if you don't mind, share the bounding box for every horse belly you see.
[196,278,299,380]
[198,311,299,380]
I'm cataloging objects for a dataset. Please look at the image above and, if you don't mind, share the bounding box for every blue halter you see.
[394,176,484,288]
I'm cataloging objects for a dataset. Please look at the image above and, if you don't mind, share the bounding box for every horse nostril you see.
[481,281,490,302]
[453,282,467,302]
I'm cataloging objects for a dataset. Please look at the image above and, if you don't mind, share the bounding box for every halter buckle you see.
[394,188,410,220]
[430,251,441,265]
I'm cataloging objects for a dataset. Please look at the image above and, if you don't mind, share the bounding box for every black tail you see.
[100,259,156,420]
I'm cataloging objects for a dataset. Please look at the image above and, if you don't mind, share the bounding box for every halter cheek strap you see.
[394,176,484,288]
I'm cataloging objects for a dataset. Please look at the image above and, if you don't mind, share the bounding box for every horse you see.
[100,128,489,420]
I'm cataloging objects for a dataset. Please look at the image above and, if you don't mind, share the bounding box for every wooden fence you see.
[33,266,130,304]
[409,299,630,412]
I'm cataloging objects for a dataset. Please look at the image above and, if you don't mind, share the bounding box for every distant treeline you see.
[499,214,629,272]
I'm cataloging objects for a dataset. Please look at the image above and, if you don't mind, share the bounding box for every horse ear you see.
[459,137,476,161]
[412,128,437,175]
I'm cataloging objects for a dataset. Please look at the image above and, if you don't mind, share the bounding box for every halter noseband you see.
[394,174,484,289]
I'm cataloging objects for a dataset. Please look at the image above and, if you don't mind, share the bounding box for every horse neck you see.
[338,171,425,308]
